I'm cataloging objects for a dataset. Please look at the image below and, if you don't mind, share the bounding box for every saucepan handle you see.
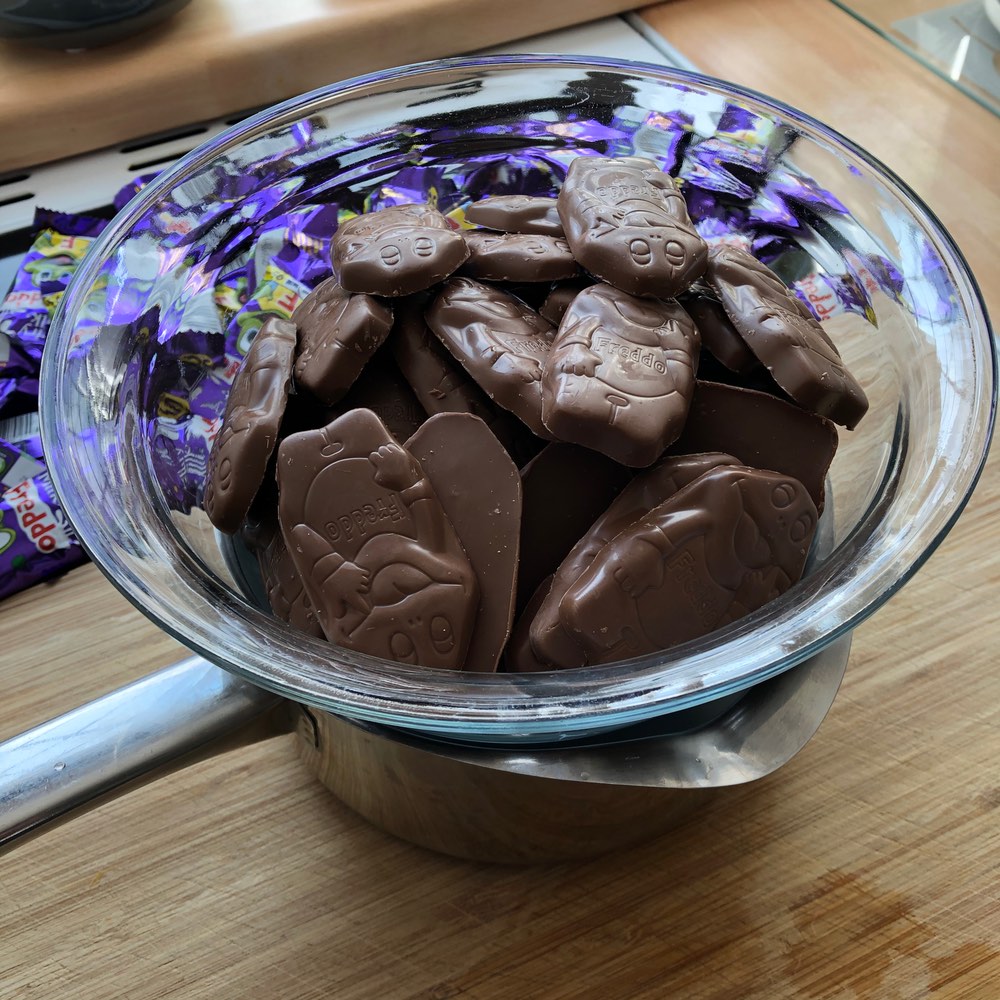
[0,656,290,852]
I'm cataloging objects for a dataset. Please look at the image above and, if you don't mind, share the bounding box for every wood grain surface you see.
[1,2,999,998]
[0,0,639,174]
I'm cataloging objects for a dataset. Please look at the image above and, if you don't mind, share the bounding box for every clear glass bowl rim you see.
[40,54,998,736]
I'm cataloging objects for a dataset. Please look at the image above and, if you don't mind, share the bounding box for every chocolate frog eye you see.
[379,244,402,266]
[771,483,797,509]
[430,615,455,653]
[412,236,435,257]
[628,238,652,265]
[664,240,686,265]
[790,511,814,543]
[390,631,418,663]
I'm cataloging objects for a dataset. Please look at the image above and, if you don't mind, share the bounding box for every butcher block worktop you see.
[0,0,640,173]
[1,2,998,997]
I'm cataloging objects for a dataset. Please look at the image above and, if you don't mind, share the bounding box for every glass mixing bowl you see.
[40,56,996,741]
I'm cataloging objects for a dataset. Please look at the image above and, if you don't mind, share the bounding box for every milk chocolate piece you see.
[460,231,580,283]
[333,350,426,443]
[257,529,325,639]
[205,316,296,534]
[669,380,838,513]
[557,155,707,298]
[560,465,818,664]
[682,293,760,375]
[425,277,555,438]
[389,301,542,464]
[277,409,478,668]
[539,278,594,326]
[406,413,521,672]
[293,276,393,404]
[331,204,469,297]
[707,245,869,428]
[465,195,565,236]
[517,442,632,612]
[530,452,741,669]
[541,283,700,467]
[506,575,556,673]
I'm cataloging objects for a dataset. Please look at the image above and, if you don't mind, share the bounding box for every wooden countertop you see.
[2,2,998,997]
[0,0,639,174]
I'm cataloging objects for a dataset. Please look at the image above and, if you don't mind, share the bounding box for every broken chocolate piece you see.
[406,413,521,672]
[517,442,632,612]
[293,276,393,405]
[557,155,707,298]
[205,316,296,534]
[707,244,868,428]
[541,283,700,467]
[669,380,838,513]
[530,452,741,669]
[277,408,478,668]
[425,277,555,438]
[331,204,469,297]
[560,465,818,664]
[465,194,564,236]
[460,231,580,283]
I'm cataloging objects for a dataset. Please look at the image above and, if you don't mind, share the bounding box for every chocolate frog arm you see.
[288,524,372,627]
[554,315,602,376]
[368,443,468,581]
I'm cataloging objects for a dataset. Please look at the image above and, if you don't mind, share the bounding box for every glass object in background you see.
[830,0,1000,116]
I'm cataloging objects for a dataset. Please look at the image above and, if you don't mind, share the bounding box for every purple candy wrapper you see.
[0,209,110,417]
[0,412,88,601]
[113,173,160,213]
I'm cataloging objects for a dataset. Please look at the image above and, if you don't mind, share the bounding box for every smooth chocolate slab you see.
[560,465,818,663]
[293,276,393,405]
[557,155,708,298]
[277,408,478,668]
[541,283,700,467]
[205,316,296,534]
[682,292,760,375]
[707,244,869,428]
[464,195,564,236]
[425,277,555,438]
[530,452,741,669]
[331,204,469,297]
[668,380,838,513]
[406,413,521,672]
[516,442,632,612]
[459,231,580,283]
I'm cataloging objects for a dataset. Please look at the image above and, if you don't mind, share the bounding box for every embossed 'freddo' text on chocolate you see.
[276,408,479,669]
[541,283,701,467]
